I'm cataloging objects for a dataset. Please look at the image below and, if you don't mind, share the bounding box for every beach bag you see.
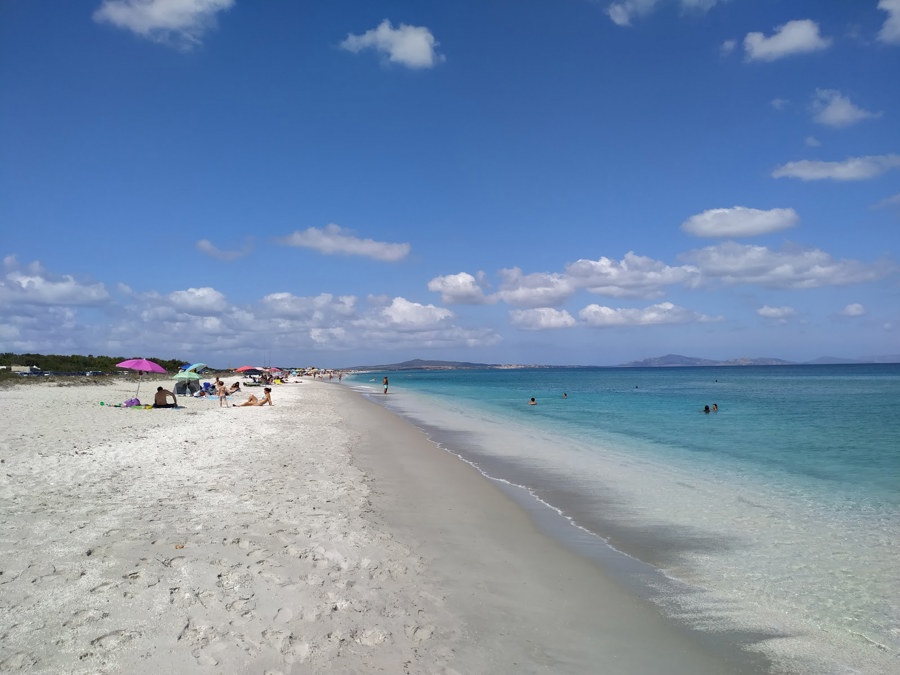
[124,398,141,407]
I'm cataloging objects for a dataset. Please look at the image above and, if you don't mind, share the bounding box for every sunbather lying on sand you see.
[233,387,273,407]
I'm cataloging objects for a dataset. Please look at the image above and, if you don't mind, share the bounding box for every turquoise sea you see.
[346,364,900,674]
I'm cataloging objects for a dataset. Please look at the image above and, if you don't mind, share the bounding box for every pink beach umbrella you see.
[116,358,167,398]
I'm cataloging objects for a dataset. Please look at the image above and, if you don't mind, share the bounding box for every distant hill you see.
[346,354,900,371]
[345,358,501,371]
[620,354,900,367]
[620,354,794,367]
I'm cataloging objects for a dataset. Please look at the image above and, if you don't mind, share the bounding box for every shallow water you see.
[348,365,900,674]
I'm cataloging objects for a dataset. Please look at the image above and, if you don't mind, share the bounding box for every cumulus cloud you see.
[757,305,796,320]
[509,308,576,330]
[93,0,233,49]
[682,242,892,289]
[606,0,723,27]
[878,0,900,44]
[0,256,503,361]
[168,287,228,315]
[873,192,900,210]
[340,20,445,69]
[278,224,410,262]
[743,19,831,62]
[381,297,453,328]
[495,268,575,308]
[681,206,799,238]
[427,272,491,305]
[261,292,357,320]
[811,89,881,128]
[579,301,711,327]
[0,256,110,306]
[565,252,699,298]
[196,238,252,261]
[772,154,900,181]
[840,303,866,317]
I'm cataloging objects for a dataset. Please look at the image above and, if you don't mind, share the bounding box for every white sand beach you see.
[0,377,760,674]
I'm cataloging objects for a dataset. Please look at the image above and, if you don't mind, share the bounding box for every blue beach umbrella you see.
[184,362,206,373]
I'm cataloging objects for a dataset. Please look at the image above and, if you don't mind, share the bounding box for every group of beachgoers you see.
[152,381,273,409]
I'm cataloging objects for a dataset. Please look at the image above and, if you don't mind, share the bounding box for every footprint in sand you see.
[407,624,435,641]
[273,607,293,623]
[89,581,117,594]
[0,652,38,671]
[355,627,390,646]
[90,629,139,649]
[64,609,108,628]
[159,555,188,569]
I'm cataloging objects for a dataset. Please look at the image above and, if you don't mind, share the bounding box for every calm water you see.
[347,365,900,674]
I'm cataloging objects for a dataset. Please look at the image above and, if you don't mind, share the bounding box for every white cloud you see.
[260,292,357,320]
[93,0,233,49]
[0,256,504,362]
[770,98,789,110]
[805,136,821,147]
[168,287,228,314]
[278,224,410,262]
[509,308,576,330]
[579,301,711,327]
[0,256,110,306]
[743,19,832,62]
[720,39,737,56]
[811,89,881,128]
[495,268,576,308]
[772,154,900,181]
[840,303,867,317]
[196,238,252,261]
[873,192,900,209]
[607,0,660,26]
[757,305,796,320]
[340,20,445,69]
[565,252,699,298]
[878,0,900,44]
[681,206,799,237]
[682,242,892,289]
[606,0,723,26]
[427,272,491,305]
[381,297,453,328]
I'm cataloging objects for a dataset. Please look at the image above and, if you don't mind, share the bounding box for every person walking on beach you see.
[383,376,389,394]
[153,386,177,408]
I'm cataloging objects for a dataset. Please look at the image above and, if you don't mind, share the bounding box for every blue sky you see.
[2,0,899,368]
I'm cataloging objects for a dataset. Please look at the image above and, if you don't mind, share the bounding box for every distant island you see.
[347,354,900,371]
[618,354,792,367]
[620,353,900,367]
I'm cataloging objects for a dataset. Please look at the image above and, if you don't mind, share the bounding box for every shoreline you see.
[348,369,900,675]
[1,377,768,673]
[340,384,774,674]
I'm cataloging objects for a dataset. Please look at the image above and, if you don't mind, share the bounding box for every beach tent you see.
[173,370,201,395]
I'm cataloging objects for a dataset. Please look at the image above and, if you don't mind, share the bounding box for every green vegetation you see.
[0,353,186,374]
